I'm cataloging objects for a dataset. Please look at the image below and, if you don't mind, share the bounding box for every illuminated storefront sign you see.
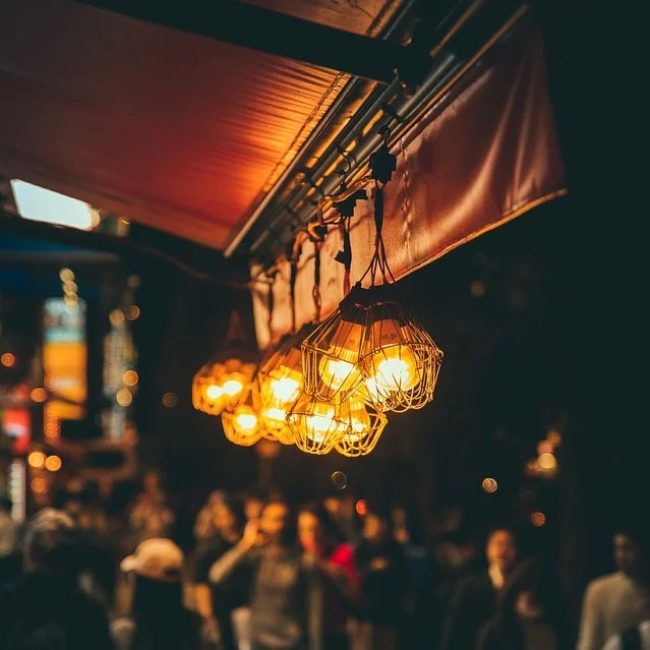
[42,298,87,438]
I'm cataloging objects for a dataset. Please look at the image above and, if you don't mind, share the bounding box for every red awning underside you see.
[0,0,393,248]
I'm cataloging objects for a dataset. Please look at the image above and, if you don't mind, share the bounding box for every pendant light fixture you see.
[350,285,443,413]
[287,390,350,455]
[302,133,443,414]
[334,398,387,457]
[192,310,257,416]
[302,215,364,404]
[221,387,263,447]
[255,323,315,445]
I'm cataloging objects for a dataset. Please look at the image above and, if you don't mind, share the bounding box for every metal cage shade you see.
[334,400,388,457]
[287,391,350,455]
[192,360,226,414]
[191,354,256,416]
[251,379,295,445]
[357,303,443,413]
[301,310,364,403]
[254,324,316,446]
[257,330,308,408]
[221,398,263,447]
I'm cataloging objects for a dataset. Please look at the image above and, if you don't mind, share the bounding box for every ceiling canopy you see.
[0,0,403,249]
[1,0,560,277]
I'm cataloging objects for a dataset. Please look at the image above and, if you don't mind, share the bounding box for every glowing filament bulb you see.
[320,359,358,391]
[305,405,336,442]
[270,376,301,404]
[234,407,257,434]
[206,384,223,400]
[263,406,287,423]
[222,378,244,397]
[368,345,419,394]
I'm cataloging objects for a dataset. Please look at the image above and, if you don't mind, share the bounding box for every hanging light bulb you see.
[192,362,226,414]
[192,312,257,416]
[356,292,443,413]
[250,377,295,445]
[255,323,316,445]
[257,332,304,408]
[287,391,349,455]
[335,399,388,457]
[221,388,263,447]
[301,295,366,403]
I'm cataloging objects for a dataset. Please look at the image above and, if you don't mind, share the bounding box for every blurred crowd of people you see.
[0,472,649,649]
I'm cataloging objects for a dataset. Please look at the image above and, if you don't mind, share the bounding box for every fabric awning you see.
[0,0,395,249]
[251,18,567,348]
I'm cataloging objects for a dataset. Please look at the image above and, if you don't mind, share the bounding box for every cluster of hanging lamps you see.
[192,311,257,416]
[303,285,443,414]
[298,142,443,454]
[202,137,442,458]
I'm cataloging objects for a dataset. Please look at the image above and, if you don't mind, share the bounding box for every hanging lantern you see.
[355,288,443,413]
[335,399,388,457]
[221,389,263,447]
[257,328,309,409]
[301,297,366,403]
[192,311,257,416]
[251,377,294,445]
[255,323,315,445]
[192,362,225,414]
[287,391,350,455]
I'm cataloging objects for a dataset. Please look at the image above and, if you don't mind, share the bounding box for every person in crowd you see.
[127,471,175,544]
[242,487,269,525]
[352,502,408,650]
[322,492,362,547]
[0,507,113,649]
[475,557,558,650]
[578,526,650,650]
[391,503,433,649]
[112,537,200,650]
[298,501,360,650]
[0,495,17,558]
[0,495,22,587]
[428,510,480,649]
[210,498,323,650]
[194,490,226,542]
[440,527,520,650]
[193,493,246,650]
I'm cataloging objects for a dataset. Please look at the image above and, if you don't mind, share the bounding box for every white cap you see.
[121,538,183,582]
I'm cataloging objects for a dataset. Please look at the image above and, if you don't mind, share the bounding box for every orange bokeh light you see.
[531,511,546,527]
[123,370,139,387]
[31,387,48,403]
[44,455,63,472]
[1,352,16,368]
[28,451,46,468]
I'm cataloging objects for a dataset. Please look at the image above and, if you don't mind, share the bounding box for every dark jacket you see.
[441,570,497,650]
[354,538,409,625]
[112,576,200,650]
[0,572,114,650]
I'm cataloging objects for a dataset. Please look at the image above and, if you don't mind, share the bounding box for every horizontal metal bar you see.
[76,0,421,83]
[222,0,421,258]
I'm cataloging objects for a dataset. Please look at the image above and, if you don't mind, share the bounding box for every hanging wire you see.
[359,180,397,287]
[265,270,277,343]
[288,246,300,334]
[338,219,352,296]
[312,241,323,322]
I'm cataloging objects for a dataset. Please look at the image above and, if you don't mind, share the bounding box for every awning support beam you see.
[75,0,431,84]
